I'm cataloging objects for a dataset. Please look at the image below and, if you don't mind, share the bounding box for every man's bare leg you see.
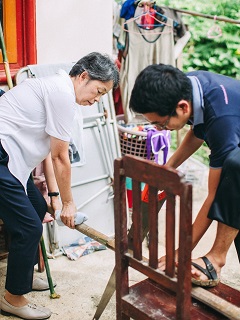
[191,222,239,282]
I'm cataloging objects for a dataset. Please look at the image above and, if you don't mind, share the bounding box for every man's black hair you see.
[130,64,192,116]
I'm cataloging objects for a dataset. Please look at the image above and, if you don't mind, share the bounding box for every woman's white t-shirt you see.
[0,69,76,189]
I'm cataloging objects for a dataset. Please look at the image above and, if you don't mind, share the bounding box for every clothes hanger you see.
[136,1,179,28]
[122,4,173,35]
[138,5,168,29]
[207,15,222,39]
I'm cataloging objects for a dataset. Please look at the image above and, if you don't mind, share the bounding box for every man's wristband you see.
[48,192,59,197]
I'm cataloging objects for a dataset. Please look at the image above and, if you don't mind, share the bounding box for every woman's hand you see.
[49,196,62,217]
[60,201,77,229]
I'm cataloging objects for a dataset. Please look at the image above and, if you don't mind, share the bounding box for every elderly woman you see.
[0,52,119,319]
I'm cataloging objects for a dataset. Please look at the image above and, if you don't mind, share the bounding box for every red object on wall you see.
[0,0,36,84]
[22,0,37,66]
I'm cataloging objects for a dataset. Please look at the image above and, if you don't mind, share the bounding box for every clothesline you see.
[163,6,240,25]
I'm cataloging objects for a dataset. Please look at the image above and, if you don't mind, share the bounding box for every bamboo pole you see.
[75,223,115,250]
[192,287,240,320]
[0,21,13,89]
[163,6,240,25]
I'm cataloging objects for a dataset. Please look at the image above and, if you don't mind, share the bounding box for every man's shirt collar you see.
[187,75,204,127]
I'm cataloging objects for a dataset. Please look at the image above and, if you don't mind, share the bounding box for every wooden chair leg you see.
[234,232,240,263]
[0,222,9,260]
[117,312,130,320]
[37,242,45,273]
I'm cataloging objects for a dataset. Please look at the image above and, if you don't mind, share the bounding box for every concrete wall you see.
[36,0,113,63]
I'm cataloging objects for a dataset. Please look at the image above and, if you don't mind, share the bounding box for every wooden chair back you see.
[114,155,193,319]
[114,155,240,319]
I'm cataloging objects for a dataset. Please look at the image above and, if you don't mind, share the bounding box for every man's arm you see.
[166,129,203,168]
[168,128,221,248]
[50,136,76,229]
[159,167,221,270]
[191,167,222,249]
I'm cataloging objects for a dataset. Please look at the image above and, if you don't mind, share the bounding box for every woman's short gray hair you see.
[69,52,119,89]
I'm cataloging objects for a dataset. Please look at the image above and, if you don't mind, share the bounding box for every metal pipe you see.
[71,174,109,188]
[96,118,114,179]
[77,184,112,210]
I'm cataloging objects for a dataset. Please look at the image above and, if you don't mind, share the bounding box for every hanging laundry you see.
[120,0,136,20]
[146,128,170,164]
[160,6,188,42]
[120,6,175,123]
[112,58,124,115]
[141,126,170,205]
[113,0,122,58]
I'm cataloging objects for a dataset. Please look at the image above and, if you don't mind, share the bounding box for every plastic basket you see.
[116,114,153,160]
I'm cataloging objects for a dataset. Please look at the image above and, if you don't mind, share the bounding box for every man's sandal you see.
[191,256,220,288]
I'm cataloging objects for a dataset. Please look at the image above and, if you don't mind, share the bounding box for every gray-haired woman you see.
[0,52,119,319]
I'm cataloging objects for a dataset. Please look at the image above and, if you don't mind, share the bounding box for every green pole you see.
[40,236,60,299]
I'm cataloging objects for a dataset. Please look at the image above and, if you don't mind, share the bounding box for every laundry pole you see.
[0,21,13,89]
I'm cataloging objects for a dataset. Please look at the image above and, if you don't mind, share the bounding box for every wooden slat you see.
[176,184,193,319]
[165,193,175,278]
[132,179,142,260]
[114,158,129,312]
[123,155,184,194]
[148,186,159,269]
[127,254,177,292]
[122,279,231,320]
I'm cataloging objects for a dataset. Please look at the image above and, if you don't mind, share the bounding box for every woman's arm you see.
[42,153,62,215]
[43,153,58,193]
[50,136,77,229]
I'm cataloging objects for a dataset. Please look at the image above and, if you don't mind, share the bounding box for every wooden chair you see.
[114,155,240,320]
[0,218,46,273]
[0,219,9,261]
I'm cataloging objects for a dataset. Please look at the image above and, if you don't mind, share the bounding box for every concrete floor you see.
[0,159,240,320]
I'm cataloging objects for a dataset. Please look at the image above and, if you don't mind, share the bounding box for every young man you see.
[130,63,240,287]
